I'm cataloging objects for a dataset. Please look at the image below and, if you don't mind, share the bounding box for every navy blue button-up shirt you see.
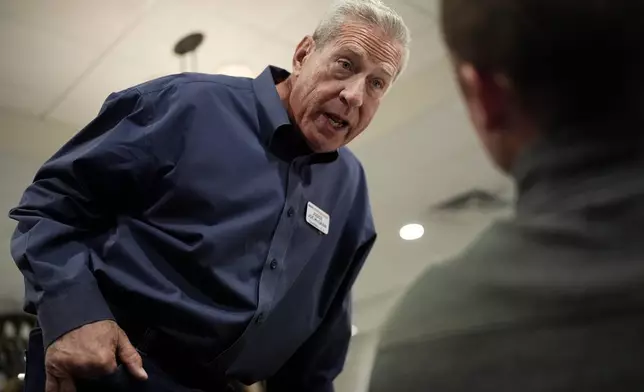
[9,66,376,391]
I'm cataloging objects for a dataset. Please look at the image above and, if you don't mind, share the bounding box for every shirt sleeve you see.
[8,87,160,348]
[266,237,376,392]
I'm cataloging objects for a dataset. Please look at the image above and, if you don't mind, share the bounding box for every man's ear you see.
[292,36,315,76]
[457,63,509,133]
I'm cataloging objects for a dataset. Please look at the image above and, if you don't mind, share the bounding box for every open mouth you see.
[324,112,349,130]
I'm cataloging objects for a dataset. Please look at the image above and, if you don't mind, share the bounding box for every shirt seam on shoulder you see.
[133,79,253,97]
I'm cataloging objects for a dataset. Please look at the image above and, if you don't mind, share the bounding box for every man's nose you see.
[339,78,365,108]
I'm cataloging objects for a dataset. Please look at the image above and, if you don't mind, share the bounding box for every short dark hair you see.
[441,0,644,131]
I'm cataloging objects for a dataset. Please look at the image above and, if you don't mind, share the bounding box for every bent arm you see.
[9,87,158,347]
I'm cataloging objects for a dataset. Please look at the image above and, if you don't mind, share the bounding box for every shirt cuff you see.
[37,281,114,347]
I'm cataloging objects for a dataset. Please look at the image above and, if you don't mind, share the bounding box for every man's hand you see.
[44,320,148,392]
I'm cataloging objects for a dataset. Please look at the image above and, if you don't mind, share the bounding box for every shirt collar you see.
[511,133,644,217]
[252,66,291,144]
[252,66,338,163]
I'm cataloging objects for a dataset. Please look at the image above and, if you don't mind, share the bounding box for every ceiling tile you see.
[214,0,330,37]
[0,108,76,160]
[403,0,440,18]
[111,1,271,74]
[0,0,152,48]
[0,18,100,116]
[244,39,297,73]
[393,0,447,75]
[48,4,297,127]
[393,0,437,30]
[46,56,172,127]
[269,0,334,44]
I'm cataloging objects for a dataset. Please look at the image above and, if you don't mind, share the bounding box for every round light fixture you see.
[351,325,359,337]
[173,32,205,56]
[215,64,256,78]
[399,223,424,241]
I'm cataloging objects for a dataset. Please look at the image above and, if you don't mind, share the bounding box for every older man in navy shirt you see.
[9,1,409,391]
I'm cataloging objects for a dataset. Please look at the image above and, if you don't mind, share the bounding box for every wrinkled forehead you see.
[330,22,403,79]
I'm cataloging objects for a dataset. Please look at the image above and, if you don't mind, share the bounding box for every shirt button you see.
[287,207,295,217]
[270,259,278,269]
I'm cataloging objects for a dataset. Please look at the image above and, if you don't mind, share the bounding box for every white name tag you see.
[305,202,330,235]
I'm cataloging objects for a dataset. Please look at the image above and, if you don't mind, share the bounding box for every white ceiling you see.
[0,0,511,331]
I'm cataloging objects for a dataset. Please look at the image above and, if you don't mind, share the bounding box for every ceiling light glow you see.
[399,223,424,241]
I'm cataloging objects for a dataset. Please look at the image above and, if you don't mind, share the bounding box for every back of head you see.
[441,0,644,134]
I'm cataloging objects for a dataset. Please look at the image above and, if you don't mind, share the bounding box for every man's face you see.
[287,20,403,153]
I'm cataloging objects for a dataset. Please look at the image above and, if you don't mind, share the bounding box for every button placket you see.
[252,160,303,328]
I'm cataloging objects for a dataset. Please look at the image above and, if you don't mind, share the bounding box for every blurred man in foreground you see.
[9,1,410,391]
[371,0,644,391]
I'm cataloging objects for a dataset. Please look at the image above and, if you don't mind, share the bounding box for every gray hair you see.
[313,0,411,76]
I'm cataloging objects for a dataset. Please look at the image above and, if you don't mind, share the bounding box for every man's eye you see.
[338,60,352,70]
[372,79,385,89]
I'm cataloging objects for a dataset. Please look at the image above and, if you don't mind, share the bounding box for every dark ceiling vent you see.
[432,189,510,212]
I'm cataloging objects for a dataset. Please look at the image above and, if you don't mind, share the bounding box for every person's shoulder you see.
[335,147,376,234]
[131,73,254,103]
[337,147,367,183]
[335,147,372,208]
[133,72,253,94]
[379,221,516,347]
[100,74,258,161]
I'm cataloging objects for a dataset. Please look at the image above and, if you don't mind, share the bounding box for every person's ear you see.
[456,63,510,134]
[292,36,315,76]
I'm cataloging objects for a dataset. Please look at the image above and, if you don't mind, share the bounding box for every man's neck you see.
[272,77,315,159]
[276,77,293,117]
[511,133,644,219]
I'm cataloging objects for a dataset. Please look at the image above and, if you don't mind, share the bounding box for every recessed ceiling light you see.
[215,64,256,78]
[399,223,424,241]
[351,325,359,336]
